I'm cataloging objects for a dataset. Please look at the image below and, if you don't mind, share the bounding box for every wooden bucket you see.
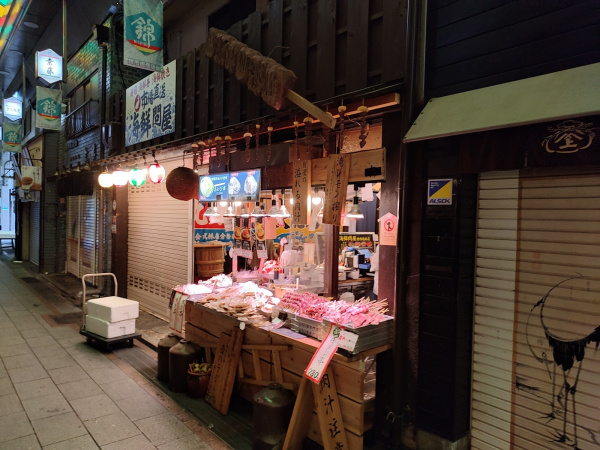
[194,244,226,279]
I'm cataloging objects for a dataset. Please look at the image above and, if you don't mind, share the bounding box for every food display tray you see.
[285,313,326,340]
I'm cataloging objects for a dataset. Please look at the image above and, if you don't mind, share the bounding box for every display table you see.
[0,231,15,250]
[185,301,390,450]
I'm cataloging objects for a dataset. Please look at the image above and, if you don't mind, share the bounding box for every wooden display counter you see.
[185,301,391,450]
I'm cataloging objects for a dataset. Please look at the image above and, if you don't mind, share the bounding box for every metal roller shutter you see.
[127,159,193,320]
[66,193,98,277]
[29,201,41,265]
[472,171,600,450]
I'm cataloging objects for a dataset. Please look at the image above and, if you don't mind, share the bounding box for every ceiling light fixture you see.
[23,21,38,29]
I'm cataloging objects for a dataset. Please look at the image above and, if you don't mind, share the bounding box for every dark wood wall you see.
[417,143,477,440]
[108,0,407,154]
[425,0,600,98]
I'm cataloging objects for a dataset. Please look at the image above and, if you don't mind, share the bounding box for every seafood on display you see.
[280,291,388,328]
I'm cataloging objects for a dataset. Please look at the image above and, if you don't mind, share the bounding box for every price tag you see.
[257,249,268,259]
[337,330,358,352]
[304,324,342,383]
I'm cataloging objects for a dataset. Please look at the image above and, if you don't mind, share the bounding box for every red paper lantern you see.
[148,163,166,183]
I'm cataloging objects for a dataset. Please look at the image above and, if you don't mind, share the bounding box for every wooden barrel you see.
[194,244,226,279]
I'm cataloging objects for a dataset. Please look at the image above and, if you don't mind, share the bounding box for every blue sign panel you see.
[228,169,261,201]
[199,173,229,201]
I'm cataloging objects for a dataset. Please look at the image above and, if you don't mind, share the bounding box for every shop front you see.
[404,64,600,448]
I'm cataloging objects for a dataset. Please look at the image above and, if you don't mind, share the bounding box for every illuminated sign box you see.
[35,49,63,84]
[3,97,22,120]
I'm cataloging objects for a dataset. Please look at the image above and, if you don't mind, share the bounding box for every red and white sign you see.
[378,212,398,246]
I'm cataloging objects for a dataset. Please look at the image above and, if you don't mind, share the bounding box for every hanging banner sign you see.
[35,48,63,84]
[125,59,176,146]
[21,166,43,192]
[3,97,22,121]
[292,160,311,225]
[323,154,350,226]
[36,86,62,131]
[199,173,229,201]
[378,212,398,246]
[3,123,22,153]
[124,0,163,72]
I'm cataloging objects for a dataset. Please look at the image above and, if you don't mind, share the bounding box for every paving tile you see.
[0,393,23,417]
[101,378,146,401]
[156,434,212,450]
[48,365,89,385]
[21,393,72,421]
[31,411,87,446]
[135,413,193,446]
[8,364,48,384]
[71,393,119,421]
[25,336,58,348]
[58,336,87,349]
[0,343,32,357]
[0,334,26,346]
[14,378,60,401]
[48,327,81,340]
[0,378,14,396]
[87,366,129,385]
[38,354,78,371]
[0,363,7,379]
[2,304,27,312]
[102,434,157,450]
[31,344,69,359]
[58,379,103,402]
[2,353,39,370]
[43,434,98,450]
[18,328,50,340]
[115,393,167,421]
[0,433,40,450]
[0,411,34,444]
[84,411,141,446]
[73,354,115,371]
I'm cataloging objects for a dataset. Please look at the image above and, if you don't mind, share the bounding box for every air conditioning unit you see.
[102,122,122,155]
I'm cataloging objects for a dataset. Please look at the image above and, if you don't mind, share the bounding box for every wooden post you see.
[323,224,339,299]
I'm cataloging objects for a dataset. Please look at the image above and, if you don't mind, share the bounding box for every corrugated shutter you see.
[29,201,41,265]
[472,171,600,450]
[127,159,192,320]
[66,193,98,277]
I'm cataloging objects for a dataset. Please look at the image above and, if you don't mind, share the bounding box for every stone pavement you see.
[0,257,230,450]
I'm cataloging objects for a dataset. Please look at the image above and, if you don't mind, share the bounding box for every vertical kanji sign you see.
[125,60,176,146]
[292,159,311,225]
[124,0,163,71]
[322,155,350,226]
[36,86,62,131]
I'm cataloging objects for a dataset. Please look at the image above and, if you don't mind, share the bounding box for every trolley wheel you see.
[128,339,134,348]
[87,337,92,344]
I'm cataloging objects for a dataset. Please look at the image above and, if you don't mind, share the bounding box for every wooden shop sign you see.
[322,154,350,226]
[292,159,311,225]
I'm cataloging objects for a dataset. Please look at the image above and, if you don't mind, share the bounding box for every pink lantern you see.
[148,162,166,183]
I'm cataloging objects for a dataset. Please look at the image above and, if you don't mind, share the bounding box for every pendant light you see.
[98,169,114,188]
[223,203,235,217]
[204,202,220,218]
[240,197,251,218]
[276,189,290,218]
[129,165,147,187]
[251,200,266,217]
[345,185,364,219]
[267,191,279,216]
[112,166,129,187]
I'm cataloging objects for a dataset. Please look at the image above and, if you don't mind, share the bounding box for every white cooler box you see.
[85,315,136,338]
[86,296,139,322]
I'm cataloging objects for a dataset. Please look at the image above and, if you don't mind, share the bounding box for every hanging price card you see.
[304,324,342,383]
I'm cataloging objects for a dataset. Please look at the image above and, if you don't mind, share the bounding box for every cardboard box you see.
[86,296,139,322]
[85,315,136,338]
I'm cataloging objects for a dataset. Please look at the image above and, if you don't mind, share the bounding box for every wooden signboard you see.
[292,159,311,225]
[205,327,245,414]
[322,154,350,226]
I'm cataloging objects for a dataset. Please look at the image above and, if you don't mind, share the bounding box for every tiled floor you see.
[0,259,229,450]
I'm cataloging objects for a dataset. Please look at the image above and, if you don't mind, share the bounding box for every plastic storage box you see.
[85,315,136,338]
[86,296,139,322]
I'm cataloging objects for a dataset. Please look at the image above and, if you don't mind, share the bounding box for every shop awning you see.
[403,63,600,143]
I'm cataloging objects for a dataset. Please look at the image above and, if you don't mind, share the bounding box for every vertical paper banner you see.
[292,160,311,225]
[323,154,350,226]
[3,122,22,153]
[124,0,163,71]
[36,86,62,131]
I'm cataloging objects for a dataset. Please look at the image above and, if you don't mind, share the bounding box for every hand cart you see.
[80,273,141,351]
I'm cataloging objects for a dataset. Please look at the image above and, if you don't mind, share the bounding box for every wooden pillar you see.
[323,224,339,298]
[111,186,128,297]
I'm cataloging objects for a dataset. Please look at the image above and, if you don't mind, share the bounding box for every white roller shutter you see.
[472,171,600,450]
[29,201,41,265]
[66,193,98,277]
[127,159,193,320]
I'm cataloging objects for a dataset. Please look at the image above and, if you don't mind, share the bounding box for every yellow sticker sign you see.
[427,179,453,205]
